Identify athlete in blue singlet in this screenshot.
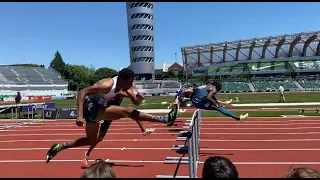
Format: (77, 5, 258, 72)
(177, 80, 248, 121)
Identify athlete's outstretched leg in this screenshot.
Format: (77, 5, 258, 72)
(198, 104, 248, 122)
(46, 122, 100, 163)
(97, 105, 179, 126)
(215, 107, 241, 120)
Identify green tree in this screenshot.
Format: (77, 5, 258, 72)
(163, 71, 175, 79)
(68, 65, 90, 90)
(94, 67, 118, 81)
(50, 51, 66, 74)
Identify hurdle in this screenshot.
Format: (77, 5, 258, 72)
(156, 109, 201, 178)
(0, 102, 45, 129)
(298, 108, 319, 114)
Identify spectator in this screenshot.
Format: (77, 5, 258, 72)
(279, 85, 285, 103)
(283, 166, 320, 178)
(202, 156, 238, 178)
(81, 160, 117, 178)
(15, 92, 22, 104)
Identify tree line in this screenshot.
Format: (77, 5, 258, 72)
(49, 51, 118, 91)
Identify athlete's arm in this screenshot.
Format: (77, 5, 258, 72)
(207, 86, 220, 106)
(177, 88, 193, 99)
(77, 79, 113, 119)
(122, 89, 143, 106)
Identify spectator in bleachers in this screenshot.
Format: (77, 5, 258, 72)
(81, 160, 117, 178)
(202, 156, 238, 178)
(283, 166, 320, 178)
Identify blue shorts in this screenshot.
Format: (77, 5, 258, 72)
(195, 103, 219, 111)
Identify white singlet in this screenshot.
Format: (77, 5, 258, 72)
(95, 76, 118, 105)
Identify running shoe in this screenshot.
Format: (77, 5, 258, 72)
(46, 144, 62, 163)
(239, 113, 249, 122)
(225, 99, 233, 105)
(166, 104, 179, 127)
(82, 151, 89, 166)
(143, 128, 155, 136)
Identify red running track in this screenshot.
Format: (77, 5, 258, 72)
(0, 117, 320, 178)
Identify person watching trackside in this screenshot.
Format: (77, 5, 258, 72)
(279, 85, 285, 103)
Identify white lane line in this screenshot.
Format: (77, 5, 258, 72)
(1, 138, 320, 143)
(3, 126, 320, 132)
(0, 147, 319, 151)
(2, 132, 320, 137)
(0, 159, 320, 165)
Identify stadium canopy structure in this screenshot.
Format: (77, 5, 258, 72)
(181, 31, 320, 77)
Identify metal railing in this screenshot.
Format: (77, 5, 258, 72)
(156, 109, 201, 178)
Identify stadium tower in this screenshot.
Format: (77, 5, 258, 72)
(126, 2, 155, 80)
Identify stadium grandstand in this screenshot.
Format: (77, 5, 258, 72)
(134, 78, 181, 95)
(0, 65, 68, 97)
(181, 31, 320, 92)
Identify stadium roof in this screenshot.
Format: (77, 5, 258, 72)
(181, 31, 320, 69)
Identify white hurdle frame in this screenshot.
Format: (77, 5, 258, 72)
(156, 109, 201, 178)
(0, 102, 45, 129)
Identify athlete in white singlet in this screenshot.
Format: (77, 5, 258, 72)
(46, 68, 179, 164)
(81, 81, 155, 166)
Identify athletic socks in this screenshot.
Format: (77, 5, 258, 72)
(151, 115, 168, 123)
(59, 142, 73, 151)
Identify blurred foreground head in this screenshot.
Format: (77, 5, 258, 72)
(283, 166, 320, 178)
(81, 161, 117, 178)
(202, 156, 238, 178)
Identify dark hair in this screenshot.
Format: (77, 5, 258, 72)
(211, 80, 222, 91)
(118, 68, 135, 79)
(202, 156, 238, 178)
(81, 161, 117, 178)
(193, 84, 198, 87)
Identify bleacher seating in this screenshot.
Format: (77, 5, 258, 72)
(135, 83, 160, 89)
(161, 81, 180, 89)
(298, 79, 320, 90)
(0, 66, 68, 95)
(252, 79, 299, 91)
(221, 82, 251, 92)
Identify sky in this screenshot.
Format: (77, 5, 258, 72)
(0, 2, 320, 71)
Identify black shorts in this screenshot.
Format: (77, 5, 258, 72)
(83, 96, 101, 124)
(83, 95, 124, 132)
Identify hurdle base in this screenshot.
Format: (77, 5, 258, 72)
(176, 137, 187, 141)
(172, 145, 188, 150)
(164, 160, 189, 164)
(156, 175, 189, 178)
(179, 131, 188, 135)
